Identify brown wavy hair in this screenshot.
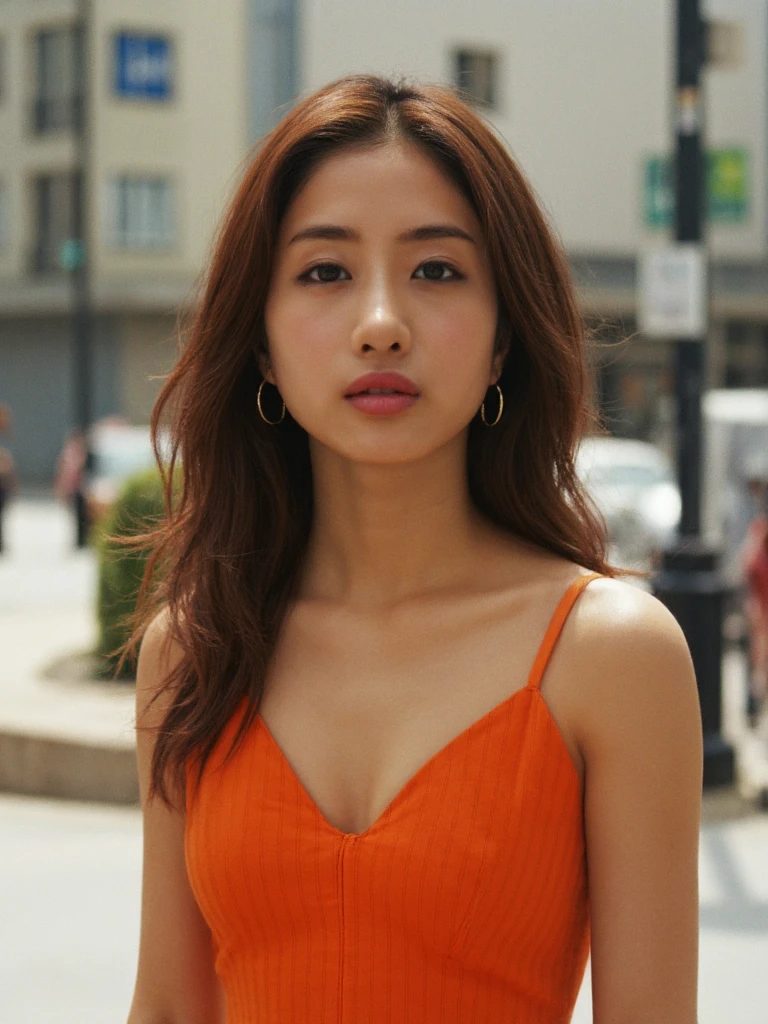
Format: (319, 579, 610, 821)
(124, 73, 618, 808)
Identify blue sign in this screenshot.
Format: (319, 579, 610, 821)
(114, 34, 173, 100)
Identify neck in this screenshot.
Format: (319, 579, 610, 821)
(299, 436, 489, 608)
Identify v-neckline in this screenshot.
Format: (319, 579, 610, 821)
(255, 682, 541, 840)
(251, 570, 599, 839)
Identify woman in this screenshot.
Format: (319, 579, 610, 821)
(53, 428, 89, 546)
(126, 75, 702, 1023)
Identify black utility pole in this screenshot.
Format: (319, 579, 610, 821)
(674, 0, 705, 536)
(652, 0, 735, 787)
(71, 0, 93, 548)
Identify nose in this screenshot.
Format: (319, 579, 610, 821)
(351, 280, 412, 355)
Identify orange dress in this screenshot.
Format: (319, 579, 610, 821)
(185, 571, 601, 1022)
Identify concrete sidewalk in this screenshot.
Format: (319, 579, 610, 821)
(0, 603, 138, 803)
(0, 495, 139, 802)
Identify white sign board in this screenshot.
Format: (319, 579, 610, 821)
(637, 244, 708, 339)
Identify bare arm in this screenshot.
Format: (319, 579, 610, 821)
(571, 579, 702, 1024)
(127, 609, 227, 1024)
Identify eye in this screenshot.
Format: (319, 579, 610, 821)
(413, 261, 463, 282)
(298, 263, 350, 284)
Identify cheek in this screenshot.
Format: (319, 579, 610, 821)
(424, 304, 497, 388)
(265, 293, 340, 389)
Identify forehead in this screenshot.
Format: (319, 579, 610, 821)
(279, 142, 481, 238)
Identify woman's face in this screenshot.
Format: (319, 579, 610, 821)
(263, 141, 502, 465)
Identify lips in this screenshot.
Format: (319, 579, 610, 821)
(344, 371, 420, 417)
(344, 372, 420, 397)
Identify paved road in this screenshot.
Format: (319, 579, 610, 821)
(0, 794, 142, 1024)
(1, 495, 767, 1022)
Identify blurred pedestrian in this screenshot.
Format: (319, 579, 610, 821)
(54, 428, 89, 546)
(0, 402, 18, 554)
(124, 75, 701, 1024)
(741, 458, 768, 727)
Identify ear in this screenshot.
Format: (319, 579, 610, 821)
(490, 343, 508, 386)
(256, 334, 275, 383)
(490, 311, 510, 385)
(258, 355, 274, 383)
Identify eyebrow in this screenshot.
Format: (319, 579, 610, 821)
(286, 223, 477, 246)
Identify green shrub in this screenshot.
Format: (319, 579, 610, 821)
(95, 467, 171, 679)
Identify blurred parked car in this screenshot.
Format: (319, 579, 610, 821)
(85, 419, 171, 526)
(575, 436, 681, 570)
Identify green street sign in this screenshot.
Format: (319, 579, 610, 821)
(645, 157, 674, 227)
(59, 238, 84, 271)
(643, 148, 749, 227)
(709, 148, 748, 220)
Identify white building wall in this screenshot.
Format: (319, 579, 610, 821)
(0, 0, 250, 306)
(92, 0, 249, 304)
(300, 0, 766, 261)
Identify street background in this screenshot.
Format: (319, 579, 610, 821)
(2, 0, 768, 1019)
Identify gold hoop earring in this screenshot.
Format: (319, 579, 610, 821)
(257, 379, 285, 425)
(480, 383, 503, 427)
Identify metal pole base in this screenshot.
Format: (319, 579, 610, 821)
(653, 538, 736, 789)
(703, 733, 736, 788)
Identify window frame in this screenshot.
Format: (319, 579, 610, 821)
(105, 174, 177, 251)
(451, 47, 501, 111)
(30, 170, 82, 273)
(31, 23, 84, 134)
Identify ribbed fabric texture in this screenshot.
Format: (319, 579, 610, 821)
(185, 572, 600, 1023)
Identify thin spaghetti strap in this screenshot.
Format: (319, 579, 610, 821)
(525, 572, 604, 692)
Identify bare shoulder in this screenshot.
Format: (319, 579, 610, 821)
(138, 604, 184, 679)
(136, 605, 186, 729)
(576, 573, 691, 651)
(565, 575, 701, 749)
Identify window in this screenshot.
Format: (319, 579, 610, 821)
(452, 48, 499, 109)
(31, 172, 81, 272)
(32, 25, 83, 133)
(107, 176, 175, 249)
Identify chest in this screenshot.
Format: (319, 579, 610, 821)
(255, 594, 584, 836)
(186, 682, 590, 982)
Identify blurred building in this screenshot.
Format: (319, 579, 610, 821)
(0, 0, 249, 481)
(248, 0, 298, 141)
(2, 0, 762, 481)
(298, 0, 767, 455)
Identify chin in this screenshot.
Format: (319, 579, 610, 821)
(309, 432, 442, 466)
(304, 411, 469, 465)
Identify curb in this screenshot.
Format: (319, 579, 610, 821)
(0, 638, 139, 805)
(0, 729, 139, 805)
